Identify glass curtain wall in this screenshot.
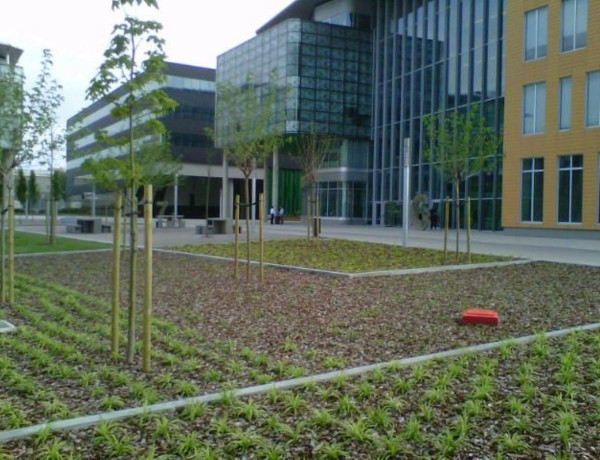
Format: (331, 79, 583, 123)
(218, 18, 372, 221)
(372, 0, 505, 230)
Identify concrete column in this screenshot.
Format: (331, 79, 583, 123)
(272, 146, 279, 211)
(228, 181, 234, 219)
(221, 155, 230, 218)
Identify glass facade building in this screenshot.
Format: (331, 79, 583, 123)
(219, 0, 510, 229)
(372, 0, 505, 229)
(217, 17, 373, 221)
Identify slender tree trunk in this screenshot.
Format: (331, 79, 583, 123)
(0, 173, 7, 302)
(316, 193, 321, 248)
(111, 192, 122, 356)
(142, 184, 153, 373)
(234, 195, 240, 278)
(455, 181, 460, 262)
(8, 188, 14, 305)
(127, 188, 138, 364)
(259, 193, 264, 286)
(122, 202, 127, 260)
(467, 196, 472, 263)
(205, 167, 211, 220)
(49, 166, 56, 245)
(50, 200, 57, 245)
(443, 197, 449, 264)
(244, 175, 251, 282)
(306, 194, 310, 243)
(127, 102, 137, 364)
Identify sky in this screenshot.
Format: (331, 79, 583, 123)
(2, 0, 295, 166)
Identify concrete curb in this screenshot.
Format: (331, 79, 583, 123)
(0, 320, 16, 334)
(155, 248, 530, 279)
(348, 259, 533, 278)
(15, 249, 112, 258)
(2, 321, 600, 444)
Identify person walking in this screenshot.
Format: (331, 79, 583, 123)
(278, 206, 285, 225)
(430, 205, 438, 230)
(269, 206, 275, 225)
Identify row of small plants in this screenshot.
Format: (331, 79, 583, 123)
(3, 330, 599, 459)
(174, 239, 507, 273)
(0, 274, 349, 429)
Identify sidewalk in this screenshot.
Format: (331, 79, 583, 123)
(16, 218, 600, 267)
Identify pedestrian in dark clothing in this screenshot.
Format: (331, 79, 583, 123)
(430, 205, 438, 230)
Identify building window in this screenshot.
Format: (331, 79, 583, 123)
(586, 71, 600, 127)
(558, 154, 583, 223)
(524, 7, 548, 61)
(559, 77, 572, 130)
(523, 82, 546, 134)
(521, 158, 544, 222)
(561, 0, 587, 52)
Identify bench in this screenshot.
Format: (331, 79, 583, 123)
(101, 224, 112, 233)
(66, 224, 82, 233)
(156, 215, 185, 228)
(196, 224, 213, 237)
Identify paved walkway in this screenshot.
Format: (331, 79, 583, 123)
(16, 217, 600, 267)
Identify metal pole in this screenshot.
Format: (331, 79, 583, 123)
(403, 138, 411, 247)
(173, 175, 179, 219)
(259, 193, 264, 285)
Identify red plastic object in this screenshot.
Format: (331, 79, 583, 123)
(462, 309, 499, 326)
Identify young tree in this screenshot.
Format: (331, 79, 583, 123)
(85, 0, 178, 366)
(424, 105, 502, 258)
(27, 170, 40, 213)
(50, 170, 66, 201)
(15, 168, 27, 215)
(216, 72, 282, 281)
(0, 51, 51, 302)
(292, 123, 337, 241)
(32, 49, 64, 244)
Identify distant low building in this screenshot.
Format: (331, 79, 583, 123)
(66, 63, 233, 219)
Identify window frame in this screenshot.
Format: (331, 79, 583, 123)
(521, 157, 545, 223)
(559, 76, 572, 130)
(522, 82, 546, 135)
(586, 71, 600, 127)
(561, 0, 587, 53)
(524, 6, 548, 61)
(557, 154, 584, 224)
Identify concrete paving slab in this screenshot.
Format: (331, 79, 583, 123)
(16, 218, 600, 267)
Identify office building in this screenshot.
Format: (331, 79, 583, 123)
(218, 0, 506, 229)
(0, 43, 24, 152)
(67, 63, 226, 218)
(503, 0, 600, 236)
(217, 0, 373, 221)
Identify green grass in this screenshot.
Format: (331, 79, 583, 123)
(15, 232, 109, 254)
(174, 239, 509, 273)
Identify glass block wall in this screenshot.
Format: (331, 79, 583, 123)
(217, 18, 373, 221)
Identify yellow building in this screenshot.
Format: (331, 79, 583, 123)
(504, 0, 600, 235)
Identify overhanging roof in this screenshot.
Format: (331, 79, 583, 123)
(0, 43, 23, 65)
(257, 0, 330, 34)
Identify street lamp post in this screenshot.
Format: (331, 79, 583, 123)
(403, 138, 411, 247)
